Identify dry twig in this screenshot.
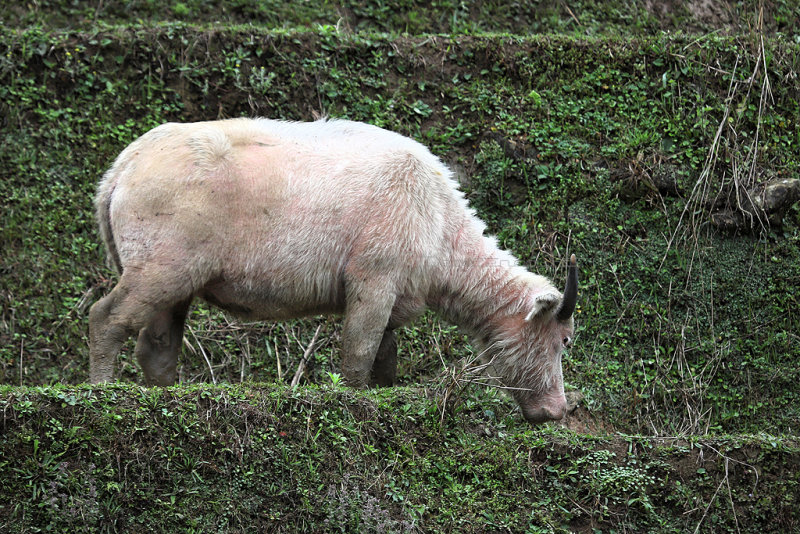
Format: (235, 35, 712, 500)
(291, 324, 323, 387)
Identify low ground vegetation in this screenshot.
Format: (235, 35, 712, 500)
(1, 1, 798, 531)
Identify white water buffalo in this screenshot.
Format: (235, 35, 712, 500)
(89, 118, 578, 423)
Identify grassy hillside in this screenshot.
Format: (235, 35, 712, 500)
(2, 383, 798, 532)
(1, 1, 799, 531)
(5, 0, 800, 36)
(3, 23, 798, 434)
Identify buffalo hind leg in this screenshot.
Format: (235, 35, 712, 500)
(135, 299, 191, 386)
(89, 288, 134, 383)
(370, 329, 397, 387)
(89, 269, 195, 383)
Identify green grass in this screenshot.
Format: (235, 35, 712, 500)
(4, 0, 800, 37)
(2, 383, 798, 532)
(1, 1, 800, 531)
(2, 25, 798, 434)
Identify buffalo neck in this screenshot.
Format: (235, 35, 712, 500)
(428, 218, 530, 340)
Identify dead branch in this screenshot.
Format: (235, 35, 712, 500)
(290, 324, 323, 387)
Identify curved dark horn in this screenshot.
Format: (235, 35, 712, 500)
(556, 254, 578, 321)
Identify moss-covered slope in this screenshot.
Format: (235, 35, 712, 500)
(5, 0, 800, 37)
(2, 384, 798, 532)
(1, 2, 799, 531)
(2, 25, 798, 434)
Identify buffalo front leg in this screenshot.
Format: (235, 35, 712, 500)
(370, 329, 397, 387)
(341, 284, 396, 388)
(134, 299, 191, 386)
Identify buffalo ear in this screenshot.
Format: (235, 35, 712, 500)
(524, 291, 561, 322)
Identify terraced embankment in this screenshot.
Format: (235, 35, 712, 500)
(1, 2, 798, 531)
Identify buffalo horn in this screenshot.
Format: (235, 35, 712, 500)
(556, 254, 578, 321)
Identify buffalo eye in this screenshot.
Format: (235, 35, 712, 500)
(562, 336, 572, 347)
